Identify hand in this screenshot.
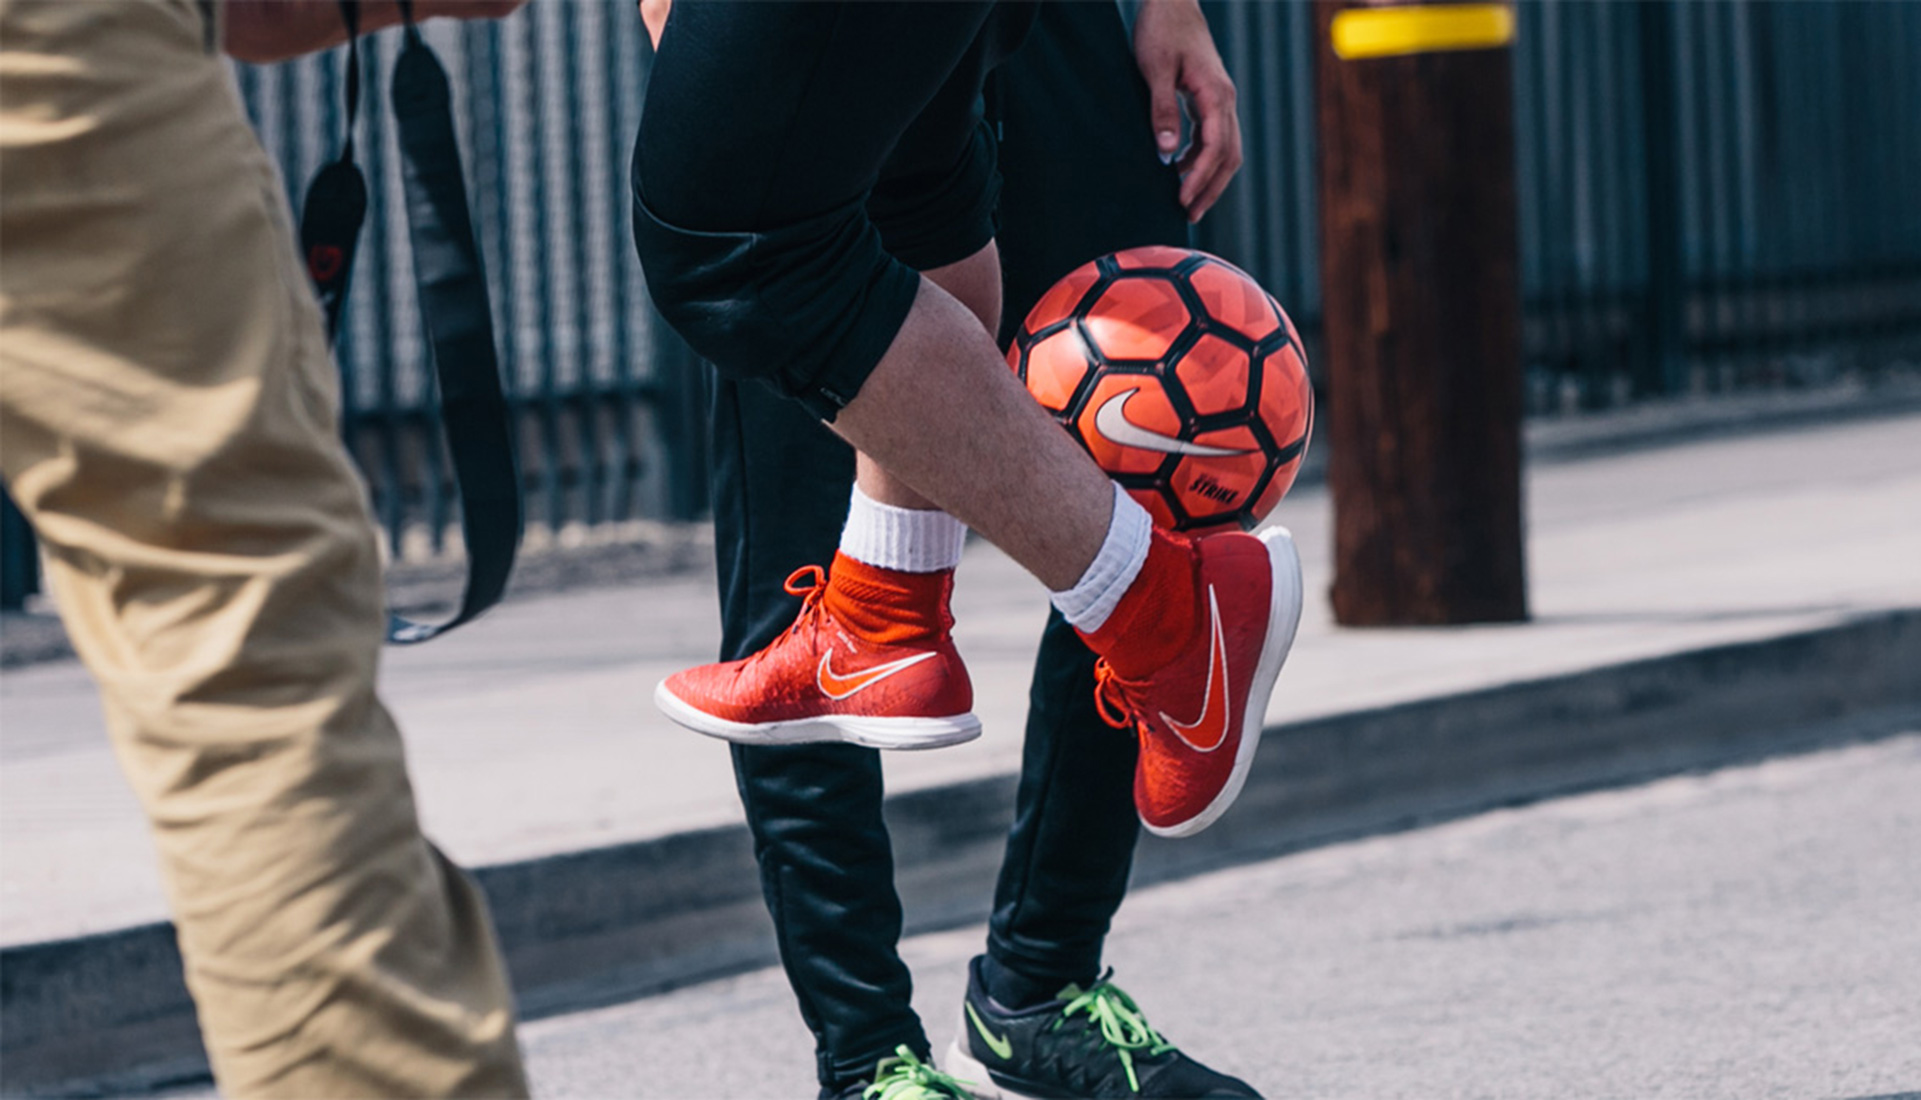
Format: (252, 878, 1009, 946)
(640, 0, 671, 48)
(224, 1, 529, 64)
(1131, 0, 1242, 223)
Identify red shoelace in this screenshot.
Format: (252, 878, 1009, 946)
(733, 565, 826, 670)
(1092, 659, 1137, 732)
(782, 564, 828, 625)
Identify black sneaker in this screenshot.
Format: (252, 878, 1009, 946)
(824, 1044, 980, 1100)
(942, 957, 1261, 1098)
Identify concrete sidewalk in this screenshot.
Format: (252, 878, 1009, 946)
(7, 412, 1919, 943)
(2, 412, 1919, 1094)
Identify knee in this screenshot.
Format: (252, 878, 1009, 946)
(630, 188, 921, 420)
(628, 185, 774, 377)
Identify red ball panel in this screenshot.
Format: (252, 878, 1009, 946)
(1074, 374, 1182, 477)
(1278, 304, 1305, 349)
(1171, 333, 1255, 417)
(1245, 469, 1292, 530)
(1133, 488, 1180, 531)
(1112, 245, 1197, 271)
(1246, 343, 1314, 523)
(1169, 425, 1267, 524)
(1082, 276, 1191, 362)
(1187, 259, 1282, 342)
(1025, 260, 1103, 330)
(1257, 342, 1314, 453)
(1020, 328, 1095, 414)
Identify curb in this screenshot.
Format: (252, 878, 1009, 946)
(4, 610, 1919, 1096)
(1518, 376, 1921, 465)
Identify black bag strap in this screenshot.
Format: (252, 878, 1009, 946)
(299, 0, 366, 334)
(299, 0, 523, 644)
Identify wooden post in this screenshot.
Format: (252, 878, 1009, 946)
(1314, 1, 1528, 625)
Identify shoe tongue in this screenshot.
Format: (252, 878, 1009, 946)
(1055, 966, 1114, 1002)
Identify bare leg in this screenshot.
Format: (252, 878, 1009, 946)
(834, 267, 1113, 591)
(855, 242, 1005, 514)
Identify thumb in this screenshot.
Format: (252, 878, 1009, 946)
(1142, 58, 1183, 162)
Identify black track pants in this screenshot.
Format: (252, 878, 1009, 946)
(703, 2, 1189, 1089)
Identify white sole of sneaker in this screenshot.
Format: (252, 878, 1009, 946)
(652, 680, 983, 750)
(1144, 524, 1305, 839)
(941, 1039, 1036, 1100)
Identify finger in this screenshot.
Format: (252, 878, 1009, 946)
(1177, 89, 1236, 218)
(1195, 96, 1244, 219)
(1190, 113, 1244, 222)
(1193, 81, 1243, 212)
(1176, 134, 1222, 215)
(1141, 57, 1185, 162)
(1187, 140, 1242, 222)
(639, 0, 670, 46)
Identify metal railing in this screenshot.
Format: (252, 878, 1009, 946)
(5, 0, 1919, 607)
(229, 3, 706, 564)
(1201, 0, 1921, 411)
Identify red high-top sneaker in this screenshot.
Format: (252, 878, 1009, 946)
(654, 555, 979, 750)
(1084, 527, 1304, 837)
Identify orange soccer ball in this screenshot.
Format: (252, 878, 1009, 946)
(1008, 246, 1314, 532)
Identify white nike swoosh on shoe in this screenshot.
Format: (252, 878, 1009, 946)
(816, 650, 938, 700)
(1162, 586, 1231, 753)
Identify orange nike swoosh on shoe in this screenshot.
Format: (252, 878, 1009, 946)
(1162, 587, 1230, 752)
(816, 650, 939, 700)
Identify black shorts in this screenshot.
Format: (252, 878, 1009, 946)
(633, 2, 1035, 420)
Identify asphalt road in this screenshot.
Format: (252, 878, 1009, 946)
(496, 733, 1921, 1100)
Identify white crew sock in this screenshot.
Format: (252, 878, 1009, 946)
(838, 487, 967, 573)
(1049, 483, 1152, 632)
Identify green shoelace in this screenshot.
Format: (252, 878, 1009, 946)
(1053, 975, 1180, 1094)
(863, 1045, 975, 1100)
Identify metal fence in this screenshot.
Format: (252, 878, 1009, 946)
(1202, 0, 1921, 411)
(227, 4, 710, 563)
(5, 0, 1920, 607)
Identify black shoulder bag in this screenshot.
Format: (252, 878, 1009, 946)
(298, 0, 522, 644)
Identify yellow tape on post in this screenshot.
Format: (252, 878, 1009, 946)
(1330, 4, 1516, 60)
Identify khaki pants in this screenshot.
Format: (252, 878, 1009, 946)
(0, 2, 529, 1095)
